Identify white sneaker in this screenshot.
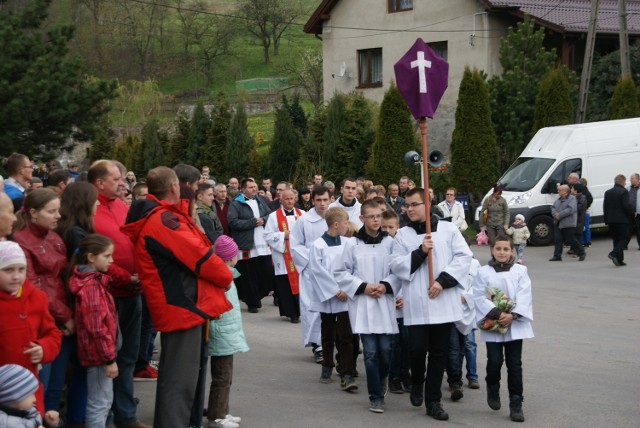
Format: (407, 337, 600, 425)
(212, 419, 239, 428)
(225, 414, 242, 424)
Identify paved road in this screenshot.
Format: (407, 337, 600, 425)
(132, 235, 640, 427)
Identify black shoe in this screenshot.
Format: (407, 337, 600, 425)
(619, 261, 627, 266)
(509, 395, 525, 422)
(426, 401, 449, 421)
(410, 384, 424, 407)
(389, 377, 403, 394)
(450, 384, 463, 401)
(608, 253, 621, 266)
(583, 242, 592, 248)
(487, 384, 501, 410)
(248, 306, 259, 313)
(290, 316, 300, 323)
(578, 254, 586, 261)
(567, 249, 576, 255)
(273, 296, 279, 306)
(549, 257, 562, 262)
(401, 376, 412, 393)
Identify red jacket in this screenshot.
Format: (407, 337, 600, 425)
(0, 279, 62, 416)
(94, 193, 139, 297)
(12, 222, 72, 324)
(121, 196, 233, 333)
(68, 266, 118, 367)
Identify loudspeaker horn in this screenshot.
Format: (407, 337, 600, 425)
(404, 150, 421, 166)
(428, 150, 444, 167)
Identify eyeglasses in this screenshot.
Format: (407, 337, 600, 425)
(406, 202, 425, 208)
(363, 214, 382, 220)
(446, 193, 455, 196)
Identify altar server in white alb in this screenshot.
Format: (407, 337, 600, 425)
(289, 186, 331, 363)
(473, 236, 533, 423)
(335, 200, 400, 414)
(308, 207, 357, 392)
(264, 189, 303, 324)
(328, 178, 363, 229)
(390, 188, 473, 421)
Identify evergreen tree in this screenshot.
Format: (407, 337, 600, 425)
(285, 93, 308, 138)
(489, 15, 557, 171)
(130, 133, 145, 176)
(293, 107, 326, 186)
(608, 76, 640, 120)
(185, 102, 210, 166)
(0, 0, 117, 157)
(141, 119, 165, 172)
(338, 94, 376, 179)
(113, 134, 142, 173)
(89, 116, 115, 162)
(268, 105, 301, 182)
(167, 111, 190, 166)
(225, 101, 253, 178)
(322, 93, 348, 181)
(532, 67, 574, 134)
(588, 45, 640, 121)
(204, 93, 231, 179)
(450, 68, 499, 195)
(366, 82, 419, 185)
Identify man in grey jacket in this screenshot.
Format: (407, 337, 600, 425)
(549, 185, 586, 261)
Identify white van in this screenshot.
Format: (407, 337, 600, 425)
(474, 118, 640, 246)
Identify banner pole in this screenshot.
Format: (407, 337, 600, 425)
(419, 118, 434, 288)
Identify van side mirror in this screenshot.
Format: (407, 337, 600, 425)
(543, 179, 558, 194)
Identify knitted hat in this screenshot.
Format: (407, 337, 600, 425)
(214, 235, 239, 261)
(0, 241, 27, 270)
(0, 364, 39, 406)
(515, 214, 525, 222)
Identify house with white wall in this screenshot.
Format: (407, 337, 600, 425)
(304, 0, 640, 153)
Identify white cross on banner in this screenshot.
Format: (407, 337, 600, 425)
(410, 51, 431, 93)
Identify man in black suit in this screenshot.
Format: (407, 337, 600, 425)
(603, 174, 633, 266)
(386, 183, 405, 214)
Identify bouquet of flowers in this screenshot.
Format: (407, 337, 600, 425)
(477, 286, 516, 334)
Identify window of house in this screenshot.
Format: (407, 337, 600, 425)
(358, 48, 383, 88)
(388, 0, 413, 13)
(428, 41, 448, 61)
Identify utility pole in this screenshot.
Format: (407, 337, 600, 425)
(576, 0, 601, 123)
(619, 0, 631, 78)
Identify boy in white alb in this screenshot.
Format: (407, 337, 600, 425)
(308, 207, 357, 392)
(390, 188, 473, 421)
(335, 201, 400, 413)
(290, 186, 331, 362)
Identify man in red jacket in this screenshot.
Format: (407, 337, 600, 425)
(122, 166, 232, 428)
(88, 160, 149, 428)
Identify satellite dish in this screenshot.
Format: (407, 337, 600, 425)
(338, 62, 346, 77)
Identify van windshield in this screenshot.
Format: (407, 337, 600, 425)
(498, 157, 555, 192)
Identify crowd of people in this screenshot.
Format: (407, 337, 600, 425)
(0, 150, 638, 427)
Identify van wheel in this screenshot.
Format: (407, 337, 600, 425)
(528, 216, 554, 246)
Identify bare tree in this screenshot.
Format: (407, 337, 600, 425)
(279, 49, 324, 111)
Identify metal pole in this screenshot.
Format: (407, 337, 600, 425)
(419, 118, 434, 288)
(576, 0, 600, 123)
(619, 0, 631, 79)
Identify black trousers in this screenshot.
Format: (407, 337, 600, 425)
(235, 255, 274, 308)
(627, 214, 640, 249)
(408, 323, 451, 403)
(553, 226, 584, 258)
(486, 340, 523, 398)
(320, 311, 354, 376)
(609, 223, 630, 262)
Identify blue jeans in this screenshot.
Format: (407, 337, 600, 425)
(40, 335, 87, 424)
(360, 334, 392, 402)
(86, 366, 113, 428)
(135, 296, 157, 372)
(464, 329, 478, 382)
(113, 296, 142, 425)
(514, 244, 525, 261)
(446, 325, 465, 387)
(389, 318, 410, 381)
(581, 212, 591, 244)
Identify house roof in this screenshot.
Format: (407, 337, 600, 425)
(480, 0, 640, 35)
(304, 0, 640, 35)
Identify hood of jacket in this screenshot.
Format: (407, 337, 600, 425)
(121, 195, 190, 245)
(68, 265, 111, 296)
